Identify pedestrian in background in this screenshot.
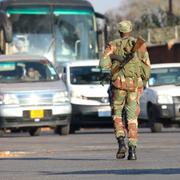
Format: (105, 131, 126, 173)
(99, 20, 151, 160)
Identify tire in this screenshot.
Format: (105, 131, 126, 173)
(70, 125, 80, 134)
(70, 115, 81, 134)
(148, 105, 163, 133)
(0, 129, 4, 137)
(55, 124, 70, 135)
(11, 128, 21, 133)
(151, 122, 163, 133)
(70, 126, 76, 134)
(29, 128, 41, 136)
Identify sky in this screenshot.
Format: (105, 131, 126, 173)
(87, 0, 122, 14)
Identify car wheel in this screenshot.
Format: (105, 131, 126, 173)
(0, 129, 4, 137)
(148, 105, 163, 133)
(29, 128, 41, 136)
(151, 122, 163, 133)
(11, 128, 21, 133)
(70, 126, 76, 134)
(55, 124, 70, 135)
(70, 115, 81, 134)
(70, 125, 80, 134)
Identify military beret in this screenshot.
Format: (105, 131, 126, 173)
(118, 20, 132, 33)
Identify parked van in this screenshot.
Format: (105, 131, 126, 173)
(57, 60, 112, 132)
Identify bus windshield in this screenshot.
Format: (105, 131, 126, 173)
(6, 9, 98, 63)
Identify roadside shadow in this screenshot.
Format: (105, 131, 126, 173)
(2, 157, 180, 176)
(137, 128, 180, 134)
(76, 127, 180, 135)
(0, 157, 114, 161)
(1, 168, 180, 176)
(40, 168, 180, 175)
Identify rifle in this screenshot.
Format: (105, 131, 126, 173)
(110, 36, 145, 74)
(100, 69, 111, 86)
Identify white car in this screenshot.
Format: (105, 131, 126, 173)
(139, 63, 180, 132)
(57, 60, 111, 132)
(0, 55, 72, 136)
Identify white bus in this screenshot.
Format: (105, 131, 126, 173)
(1, 0, 106, 64)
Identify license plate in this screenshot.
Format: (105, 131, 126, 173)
(98, 109, 111, 117)
(30, 110, 44, 119)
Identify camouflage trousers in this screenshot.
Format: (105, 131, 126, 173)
(111, 87, 142, 147)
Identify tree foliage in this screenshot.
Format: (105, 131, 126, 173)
(133, 8, 180, 40)
(105, 0, 180, 42)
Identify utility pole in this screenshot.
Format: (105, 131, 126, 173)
(168, 0, 174, 26)
(169, 0, 173, 14)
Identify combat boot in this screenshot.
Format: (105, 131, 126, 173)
(127, 146, 137, 160)
(116, 136, 127, 159)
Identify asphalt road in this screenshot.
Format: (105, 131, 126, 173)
(0, 127, 180, 180)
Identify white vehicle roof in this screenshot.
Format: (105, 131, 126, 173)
(151, 63, 180, 69)
(0, 54, 48, 62)
(63, 59, 100, 67)
(63, 61, 180, 68)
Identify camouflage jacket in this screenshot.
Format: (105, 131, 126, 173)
(99, 36, 151, 91)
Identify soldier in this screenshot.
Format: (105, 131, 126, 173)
(99, 20, 151, 160)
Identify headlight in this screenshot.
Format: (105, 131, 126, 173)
(158, 95, 173, 104)
(53, 91, 69, 103)
(2, 94, 19, 105)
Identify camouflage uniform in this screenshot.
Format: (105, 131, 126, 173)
(99, 20, 151, 148)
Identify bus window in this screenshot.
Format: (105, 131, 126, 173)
(3, 0, 99, 63)
(54, 13, 98, 62)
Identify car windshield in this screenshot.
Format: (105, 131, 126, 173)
(0, 59, 59, 83)
(149, 67, 180, 87)
(70, 66, 109, 85)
